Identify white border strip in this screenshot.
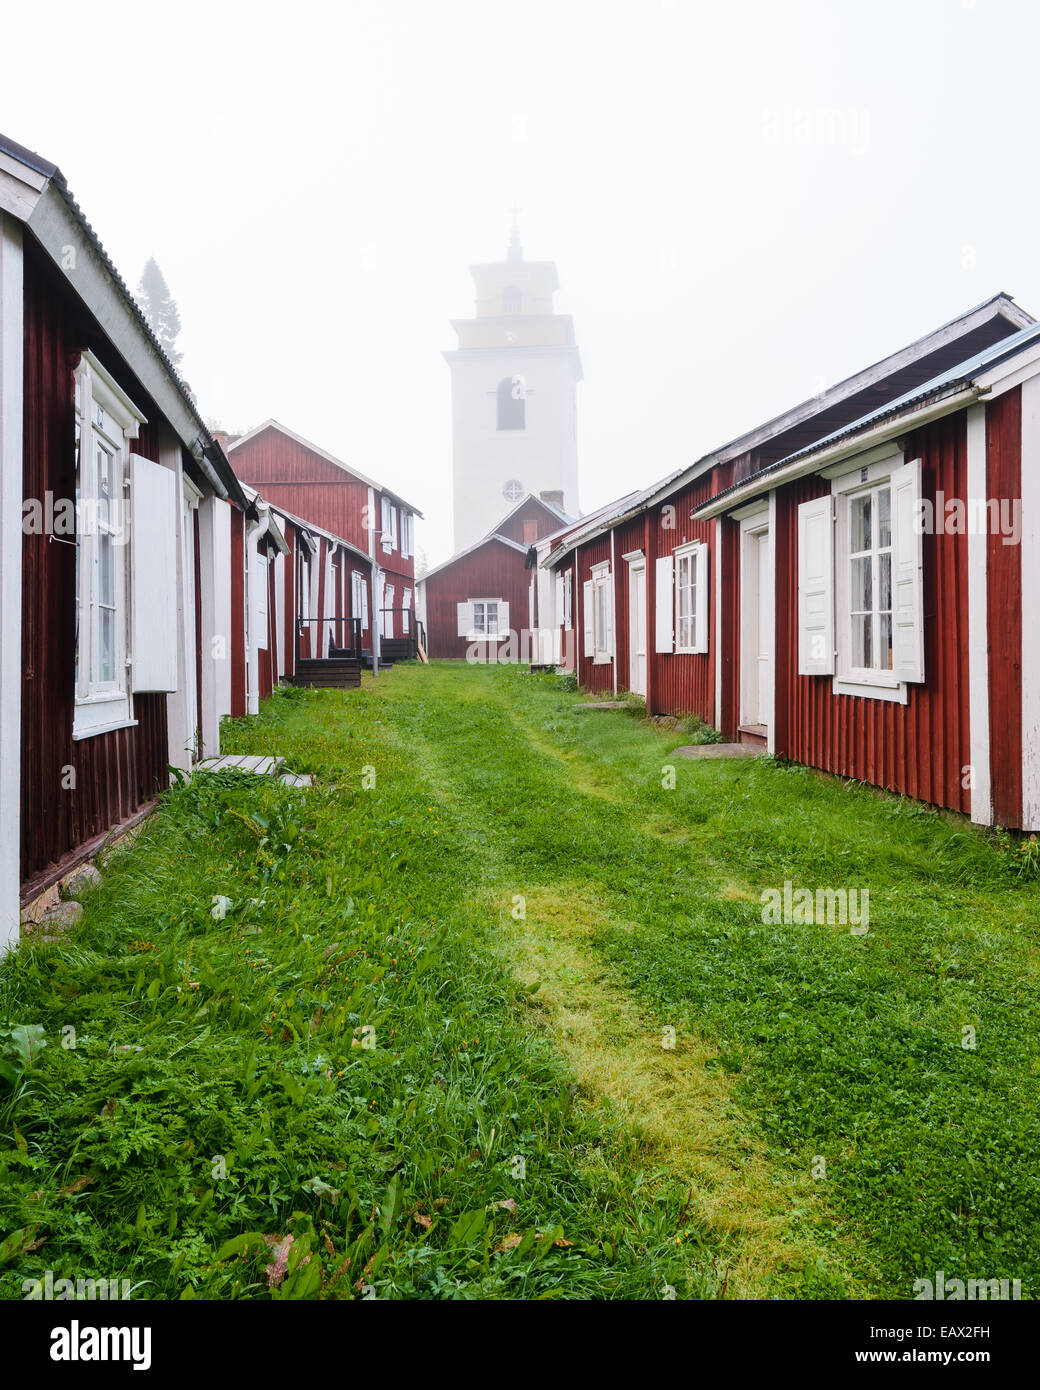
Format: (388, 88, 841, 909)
(0, 214, 23, 949)
(966, 404, 992, 826)
(1021, 378, 1040, 829)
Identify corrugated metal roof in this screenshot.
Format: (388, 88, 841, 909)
(0, 131, 249, 511)
(697, 318, 1040, 514)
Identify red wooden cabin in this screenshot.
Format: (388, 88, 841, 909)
(542, 294, 1040, 830)
(418, 493, 570, 659)
(226, 420, 422, 662)
(0, 133, 250, 944)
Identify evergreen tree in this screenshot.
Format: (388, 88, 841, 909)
(136, 258, 184, 370)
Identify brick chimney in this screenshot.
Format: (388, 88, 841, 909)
(210, 430, 237, 459)
(540, 489, 564, 510)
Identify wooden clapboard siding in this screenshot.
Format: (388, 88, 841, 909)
(985, 387, 1023, 826)
(423, 536, 529, 659)
(775, 412, 972, 816)
(645, 474, 716, 720)
(19, 235, 169, 888)
(575, 534, 612, 693)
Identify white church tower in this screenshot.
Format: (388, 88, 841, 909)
(444, 217, 582, 550)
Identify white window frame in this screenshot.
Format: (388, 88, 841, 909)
(562, 570, 573, 631)
(73, 353, 145, 739)
(472, 599, 500, 638)
(380, 496, 398, 553)
(673, 540, 707, 655)
(832, 455, 908, 703)
(400, 511, 413, 559)
(590, 561, 612, 665)
(402, 586, 411, 635)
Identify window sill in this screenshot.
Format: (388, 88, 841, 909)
(592, 654, 612, 665)
(73, 716, 139, 741)
(832, 676, 907, 705)
(74, 692, 133, 740)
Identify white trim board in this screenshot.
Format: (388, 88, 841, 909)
(0, 214, 24, 951)
(966, 405, 992, 826)
(1021, 376, 1040, 829)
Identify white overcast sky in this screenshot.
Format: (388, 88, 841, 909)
(5, 0, 1040, 563)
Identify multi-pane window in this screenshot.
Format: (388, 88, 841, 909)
(848, 483, 893, 673)
(473, 601, 499, 636)
(73, 353, 142, 736)
(562, 571, 573, 630)
(675, 549, 698, 652)
(381, 496, 398, 551)
(95, 442, 118, 683)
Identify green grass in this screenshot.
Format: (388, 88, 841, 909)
(0, 685, 711, 1301)
(2, 662, 1037, 1299)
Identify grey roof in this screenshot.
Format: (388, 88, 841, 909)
(697, 317, 1040, 514)
(0, 131, 249, 511)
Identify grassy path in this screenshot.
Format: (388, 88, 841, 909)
(358, 662, 1040, 1298)
(2, 661, 1037, 1299)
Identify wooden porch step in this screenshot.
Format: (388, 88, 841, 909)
(197, 754, 286, 776)
(291, 658, 361, 690)
(738, 724, 768, 751)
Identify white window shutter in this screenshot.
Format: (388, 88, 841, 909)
(602, 579, 613, 656)
(498, 599, 510, 635)
(582, 581, 594, 656)
(655, 556, 674, 653)
(693, 543, 709, 653)
(555, 573, 563, 626)
(457, 601, 471, 637)
(130, 454, 179, 692)
(891, 458, 925, 683)
(798, 495, 835, 675)
(255, 552, 269, 650)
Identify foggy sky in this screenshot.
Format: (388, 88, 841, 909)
(5, 0, 1039, 564)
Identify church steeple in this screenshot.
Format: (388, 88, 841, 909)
(444, 227, 582, 550)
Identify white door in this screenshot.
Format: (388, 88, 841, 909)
(756, 532, 772, 721)
(628, 561, 647, 697)
(740, 520, 773, 733)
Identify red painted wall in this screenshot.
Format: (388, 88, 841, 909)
(985, 388, 1023, 826)
(574, 534, 613, 693)
(646, 476, 716, 720)
(20, 235, 170, 888)
(231, 426, 415, 597)
(423, 537, 531, 659)
(775, 412, 972, 816)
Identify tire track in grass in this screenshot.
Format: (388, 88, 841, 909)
(369, 668, 871, 1297)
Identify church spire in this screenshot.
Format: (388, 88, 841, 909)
(507, 201, 523, 263)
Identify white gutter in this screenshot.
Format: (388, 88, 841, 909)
(694, 386, 980, 521)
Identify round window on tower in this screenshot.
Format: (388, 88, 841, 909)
(503, 479, 524, 502)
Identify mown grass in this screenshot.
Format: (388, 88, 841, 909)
(0, 685, 716, 1301)
(3, 661, 1037, 1300)
(358, 661, 1040, 1298)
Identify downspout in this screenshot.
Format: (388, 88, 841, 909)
(368, 486, 379, 678)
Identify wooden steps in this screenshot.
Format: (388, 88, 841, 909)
(291, 657, 361, 689)
(738, 724, 768, 751)
(380, 637, 416, 663)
